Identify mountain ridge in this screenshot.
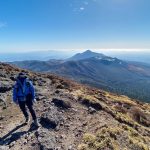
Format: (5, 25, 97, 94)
(10, 50, 150, 103)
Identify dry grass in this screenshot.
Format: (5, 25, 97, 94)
(105, 92, 137, 106)
(78, 125, 150, 150)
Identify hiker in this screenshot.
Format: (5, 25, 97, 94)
(13, 72, 39, 127)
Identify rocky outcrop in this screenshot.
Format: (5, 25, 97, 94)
(0, 82, 12, 93)
(52, 98, 72, 109)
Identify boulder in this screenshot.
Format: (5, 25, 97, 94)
(40, 106, 64, 129)
(0, 82, 12, 93)
(52, 98, 71, 109)
(80, 98, 102, 111)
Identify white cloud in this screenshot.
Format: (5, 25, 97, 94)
(0, 22, 7, 28)
(80, 7, 85, 11)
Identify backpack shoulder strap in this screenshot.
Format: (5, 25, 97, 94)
(26, 78, 32, 87)
(25, 79, 33, 94)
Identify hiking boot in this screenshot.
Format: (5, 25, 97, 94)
(33, 119, 40, 127)
(25, 117, 30, 125)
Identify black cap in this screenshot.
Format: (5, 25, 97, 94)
(17, 72, 27, 79)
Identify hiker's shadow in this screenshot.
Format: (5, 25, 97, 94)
(0, 123, 38, 145)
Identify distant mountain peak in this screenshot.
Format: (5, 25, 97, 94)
(84, 49, 93, 53)
(68, 50, 105, 61)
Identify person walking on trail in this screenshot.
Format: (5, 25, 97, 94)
(13, 72, 39, 127)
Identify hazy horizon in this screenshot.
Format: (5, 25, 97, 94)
(0, 49, 150, 54)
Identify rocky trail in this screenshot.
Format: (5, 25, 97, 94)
(0, 63, 150, 150)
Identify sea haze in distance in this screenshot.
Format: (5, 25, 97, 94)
(0, 50, 77, 62)
(105, 51, 150, 64)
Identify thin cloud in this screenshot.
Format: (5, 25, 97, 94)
(71, 0, 88, 14)
(73, 6, 85, 14)
(84, 1, 89, 5)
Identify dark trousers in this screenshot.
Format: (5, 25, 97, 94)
(18, 98, 37, 120)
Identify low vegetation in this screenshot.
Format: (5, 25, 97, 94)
(78, 125, 149, 150)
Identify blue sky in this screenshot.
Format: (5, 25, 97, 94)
(0, 0, 150, 52)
